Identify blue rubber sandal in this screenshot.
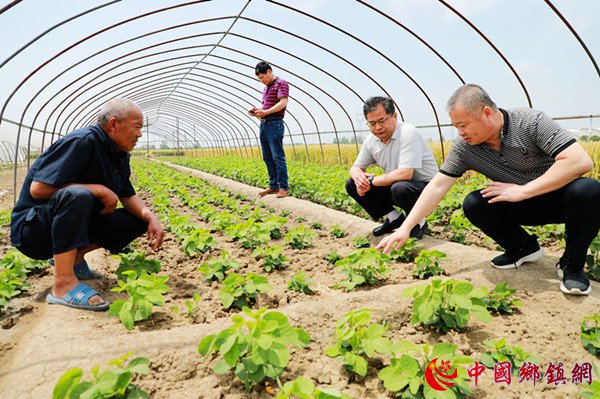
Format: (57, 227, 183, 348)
(48, 259, 103, 280)
(73, 261, 104, 280)
(46, 283, 109, 311)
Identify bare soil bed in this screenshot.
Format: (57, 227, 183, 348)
(0, 164, 598, 399)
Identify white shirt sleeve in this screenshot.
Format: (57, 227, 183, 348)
(353, 136, 376, 169)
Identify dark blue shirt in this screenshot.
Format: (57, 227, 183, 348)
(11, 125, 136, 247)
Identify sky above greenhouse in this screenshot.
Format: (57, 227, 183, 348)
(0, 0, 598, 151)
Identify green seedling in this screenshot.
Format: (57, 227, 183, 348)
(378, 341, 473, 399)
(182, 228, 217, 256)
(121, 239, 140, 253)
(262, 215, 288, 239)
(109, 270, 169, 331)
(352, 236, 370, 248)
(252, 245, 287, 272)
(0, 268, 28, 310)
(324, 251, 343, 265)
(227, 219, 271, 249)
(586, 235, 600, 281)
(330, 225, 347, 238)
(209, 211, 238, 232)
(275, 376, 353, 399)
(581, 314, 600, 357)
(333, 248, 391, 291)
(448, 210, 472, 244)
(199, 307, 310, 391)
(480, 338, 542, 376)
(389, 238, 422, 262)
(403, 279, 492, 333)
(247, 208, 270, 222)
(167, 213, 193, 239)
(197, 250, 240, 282)
(579, 377, 600, 398)
(176, 293, 202, 319)
(219, 273, 272, 310)
(325, 308, 392, 377)
(115, 252, 161, 280)
(480, 282, 522, 314)
(412, 249, 447, 279)
(1, 249, 47, 310)
(52, 352, 150, 399)
(288, 270, 314, 295)
(285, 225, 316, 250)
(1, 248, 47, 274)
(0, 209, 11, 227)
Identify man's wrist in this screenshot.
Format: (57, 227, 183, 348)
(141, 209, 153, 223)
(367, 175, 375, 187)
(520, 184, 533, 200)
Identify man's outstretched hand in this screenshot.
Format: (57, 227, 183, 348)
(376, 228, 409, 253)
(147, 216, 164, 251)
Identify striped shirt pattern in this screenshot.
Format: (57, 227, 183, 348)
(440, 108, 576, 185)
(262, 77, 289, 118)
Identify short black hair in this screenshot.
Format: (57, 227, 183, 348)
(363, 96, 395, 118)
(255, 61, 272, 75)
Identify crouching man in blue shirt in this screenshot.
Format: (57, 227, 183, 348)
(10, 99, 164, 311)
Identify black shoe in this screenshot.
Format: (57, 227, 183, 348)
(561, 271, 591, 295)
(491, 235, 544, 269)
(372, 216, 405, 237)
(409, 221, 428, 240)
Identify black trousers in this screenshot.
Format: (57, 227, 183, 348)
(463, 177, 600, 272)
(345, 178, 428, 221)
(15, 186, 148, 260)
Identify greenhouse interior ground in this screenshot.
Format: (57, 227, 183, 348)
(1, 1, 599, 398)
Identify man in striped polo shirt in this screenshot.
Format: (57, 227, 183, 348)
(379, 84, 600, 295)
(249, 61, 290, 198)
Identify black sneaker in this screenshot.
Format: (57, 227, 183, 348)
(490, 236, 544, 269)
(409, 221, 428, 240)
(372, 215, 404, 237)
(561, 271, 591, 296)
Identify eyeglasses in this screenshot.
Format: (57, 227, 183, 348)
(366, 116, 390, 128)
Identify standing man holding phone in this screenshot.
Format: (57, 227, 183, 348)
(248, 61, 290, 198)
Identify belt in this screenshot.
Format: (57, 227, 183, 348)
(260, 116, 284, 123)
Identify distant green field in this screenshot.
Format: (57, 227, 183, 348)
(136, 141, 600, 179)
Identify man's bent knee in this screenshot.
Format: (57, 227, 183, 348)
(345, 178, 358, 196)
(564, 178, 600, 205)
(91, 209, 149, 254)
(51, 186, 94, 210)
(389, 181, 413, 201)
(463, 190, 487, 220)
